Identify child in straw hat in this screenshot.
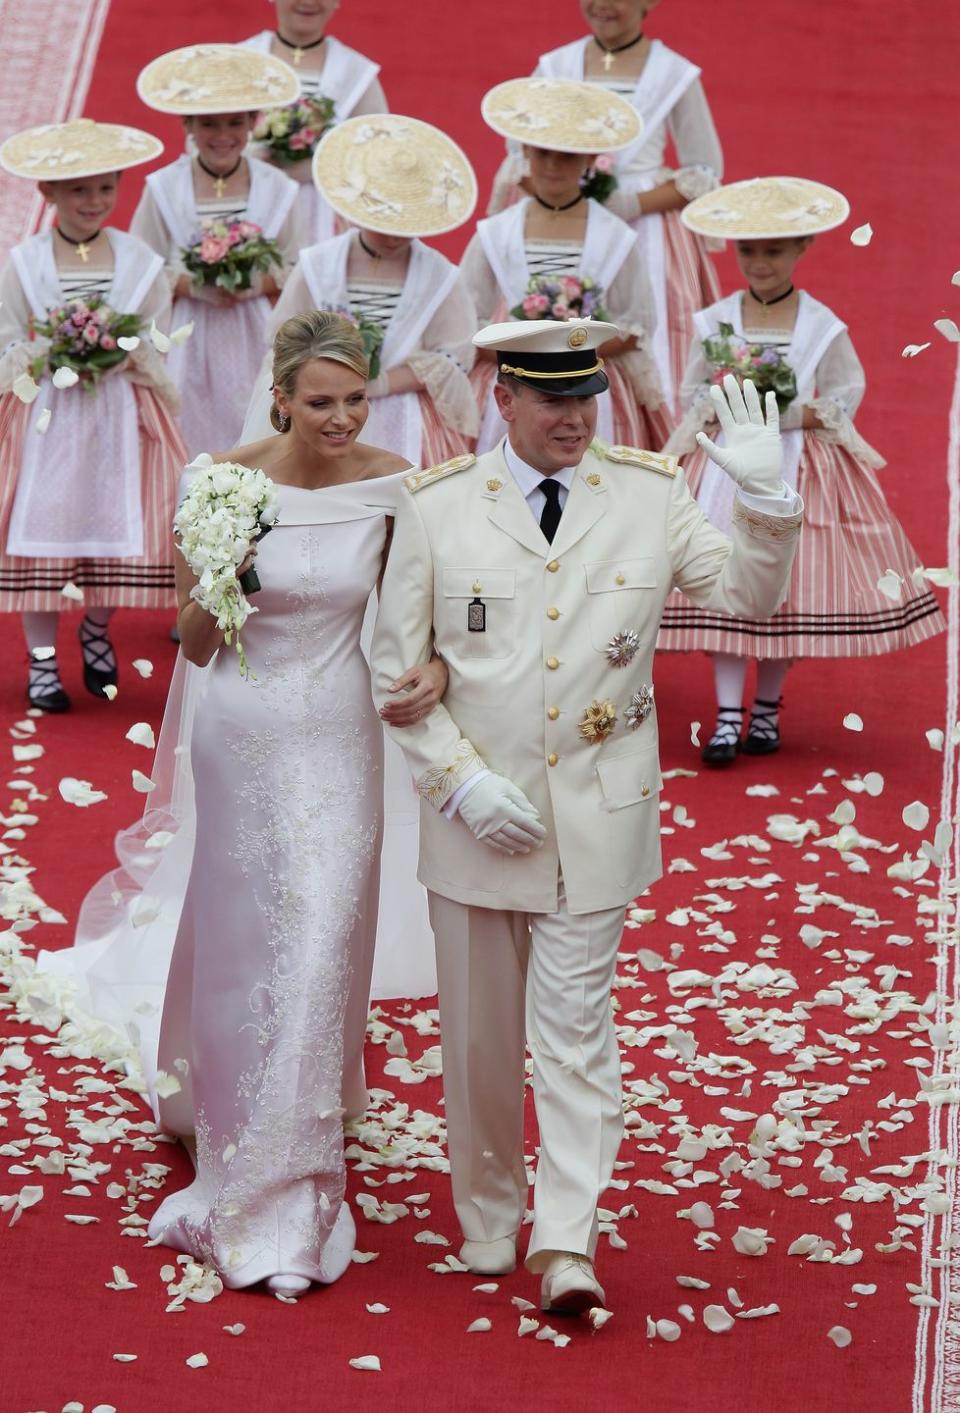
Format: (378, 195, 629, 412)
(240, 0, 388, 245)
(657, 177, 945, 763)
(0, 119, 187, 712)
(463, 78, 671, 455)
(488, 0, 723, 421)
(241, 114, 479, 465)
(131, 45, 304, 457)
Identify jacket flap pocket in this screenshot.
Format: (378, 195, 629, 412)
(442, 568, 516, 599)
(584, 558, 657, 593)
(596, 745, 662, 811)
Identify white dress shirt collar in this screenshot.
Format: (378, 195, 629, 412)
(502, 439, 576, 502)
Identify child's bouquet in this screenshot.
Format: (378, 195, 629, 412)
(31, 298, 142, 391)
(253, 95, 336, 164)
(174, 455, 280, 677)
(181, 219, 283, 293)
(580, 153, 618, 205)
(702, 322, 798, 412)
(322, 305, 386, 380)
(511, 274, 608, 323)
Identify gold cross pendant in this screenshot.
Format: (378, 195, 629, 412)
(76, 241, 90, 263)
(292, 46, 303, 65)
(601, 49, 615, 71)
(214, 175, 226, 200)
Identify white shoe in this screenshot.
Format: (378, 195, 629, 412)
(266, 1273, 310, 1296)
(459, 1237, 517, 1276)
(540, 1253, 605, 1315)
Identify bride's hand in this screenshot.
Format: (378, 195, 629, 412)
(235, 542, 258, 579)
(379, 655, 448, 727)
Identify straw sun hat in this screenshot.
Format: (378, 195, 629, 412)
(682, 177, 850, 240)
(137, 44, 299, 115)
(313, 115, 478, 238)
(480, 77, 642, 154)
(0, 119, 163, 181)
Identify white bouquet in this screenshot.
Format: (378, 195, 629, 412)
(174, 454, 280, 676)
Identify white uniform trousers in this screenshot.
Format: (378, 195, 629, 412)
(428, 882, 626, 1271)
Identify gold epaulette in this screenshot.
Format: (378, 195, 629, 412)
(605, 445, 679, 478)
(404, 454, 476, 494)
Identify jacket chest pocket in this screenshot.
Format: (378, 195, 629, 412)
(584, 557, 658, 652)
(440, 567, 516, 659)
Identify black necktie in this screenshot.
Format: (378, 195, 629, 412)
(538, 478, 563, 544)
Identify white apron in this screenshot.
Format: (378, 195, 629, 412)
(694, 290, 845, 532)
(6, 230, 163, 558)
(539, 38, 702, 409)
(475, 198, 637, 450)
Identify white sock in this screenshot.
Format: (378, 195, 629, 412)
(754, 659, 791, 708)
(22, 612, 63, 696)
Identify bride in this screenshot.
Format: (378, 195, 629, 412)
(43, 311, 446, 1295)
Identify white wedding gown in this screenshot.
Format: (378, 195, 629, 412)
(41, 471, 430, 1288)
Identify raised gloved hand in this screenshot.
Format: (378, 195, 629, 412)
(457, 774, 547, 856)
(696, 374, 785, 498)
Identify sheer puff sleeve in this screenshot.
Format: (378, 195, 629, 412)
(667, 78, 723, 201)
(664, 333, 714, 455)
(780, 329, 885, 468)
(122, 269, 181, 412)
(0, 261, 48, 394)
(459, 233, 502, 328)
(606, 242, 664, 409)
(405, 274, 479, 438)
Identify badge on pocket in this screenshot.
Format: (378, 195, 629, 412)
(468, 597, 486, 632)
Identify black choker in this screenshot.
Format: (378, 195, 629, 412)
(275, 30, 326, 65)
(533, 192, 585, 214)
(197, 155, 243, 199)
(358, 233, 383, 262)
(748, 284, 795, 307)
(594, 32, 644, 69)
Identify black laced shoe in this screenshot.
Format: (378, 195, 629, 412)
(26, 653, 71, 713)
(701, 706, 743, 765)
(78, 616, 118, 698)
(743, 697, 782, 756)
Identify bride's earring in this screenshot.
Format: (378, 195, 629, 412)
(279, 413, 291, 432)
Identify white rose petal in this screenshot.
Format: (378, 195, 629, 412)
(926, 729, 944, 751)
(52, 366, 80, 389)
(467, 1318, 492, 1332)
(36, 407, 52, 433)
(827, 1326, 852, 1347)
(103, 684, 118, 701)
(149, 320, 171, 353)
(186, 1352, 209, 1368)
(61, 581, 85, 602)
(919, 565, 958, 587)
(223, 1324, 245, 1335)
(171, 321, 195, 346)
(901, 343, 931, 358)
(588, 1307, 613, 1330)
(112, 1353, 138, 1361)
(731, 1226, 772, 1256)
(132, 769, 156, 794)
(902, 801, 930, 831)
(154, 1070, 182, 1098)
(689, 720, 701, 747)
(117, 336, 140, 351)
(843, 713, 863, 732)
(851, 1284, 876, 1296)
(126, 722, 156, 749)
(349, 1355, 381, 1371)
(656, 1319, 682, 1342)
(58, 777, 108, 808)
(703, 1305, 734, 1333)
(366, 1303, 390, 1315)
(877, 570, 903, 601)
(132, 658, 154, 678)
(934, 318, 960, 343)
(12, 371, 40, 403)
(850, 223, 873, 246)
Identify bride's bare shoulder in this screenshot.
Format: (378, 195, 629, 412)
(355, 442, 413, 478)
(210, 438, 278, 468)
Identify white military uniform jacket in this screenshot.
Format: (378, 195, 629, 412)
(371, 442, 802, 916)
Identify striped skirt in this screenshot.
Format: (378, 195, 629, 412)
(659, 210, 721, 418)
(0, 387, 185, 613)
(657, 434, 945, 659)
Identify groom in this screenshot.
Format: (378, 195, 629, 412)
(371, 319, 802, 1313)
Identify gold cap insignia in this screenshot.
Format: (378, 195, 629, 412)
(486, 478, 503, 492)
(586, 472, 602, 486)
(567, 327, 588, 349)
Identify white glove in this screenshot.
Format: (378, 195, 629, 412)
(696, 374, 785, 498)
(457, 773, 547, 856)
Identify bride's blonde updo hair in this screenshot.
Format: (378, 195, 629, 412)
(270, 310, 369, 432)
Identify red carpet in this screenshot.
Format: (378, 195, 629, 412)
(2, 3, 960, 1412)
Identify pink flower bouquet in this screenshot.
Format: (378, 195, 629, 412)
(181, 219, 283, 293)
(253, 95, 336, 165)
(31, 298, 142, 391)
(511, 274, 608, 323)
(702, 322, 798, 411)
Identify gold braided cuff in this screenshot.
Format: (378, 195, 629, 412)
(416, 741, 485, 809)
